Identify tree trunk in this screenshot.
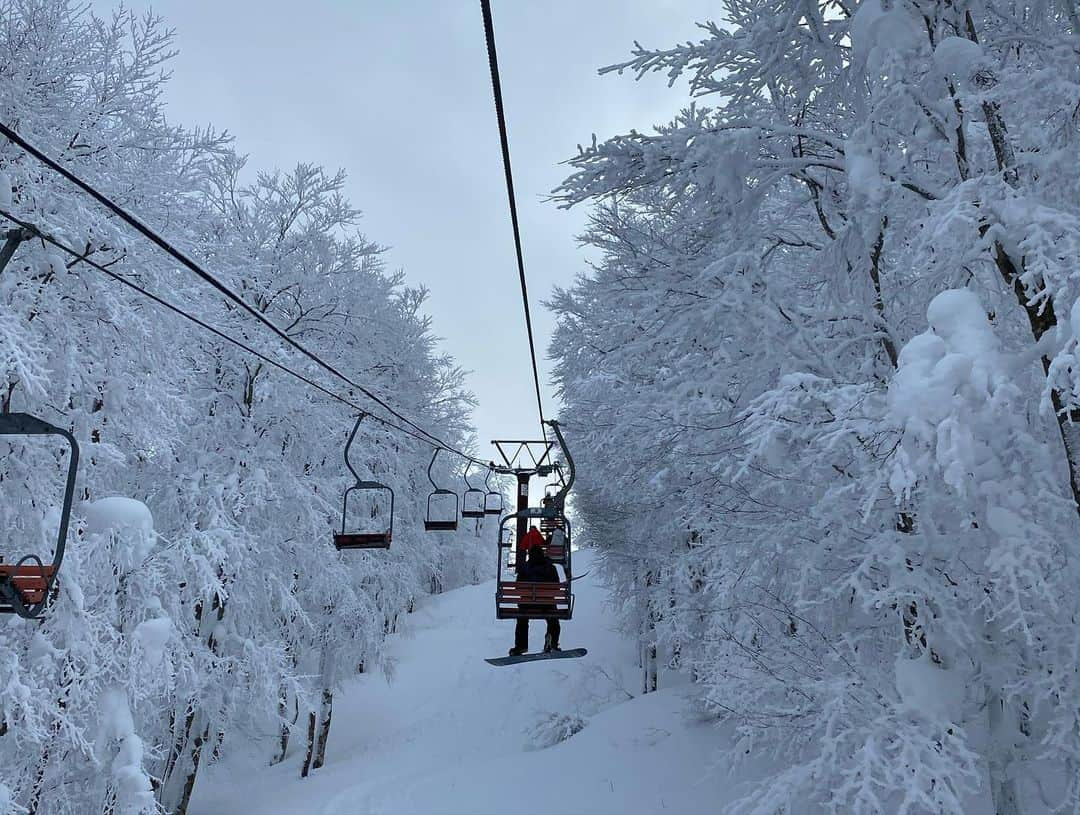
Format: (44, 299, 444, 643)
(956, 12, 1080, 514)
(100, 787, 117, 815)
(173, 721, 209, 815)
(300, 711, 317, 779)
(159, 704, 197, 808)
(312, 688, 333, 770)
(159, 592, 225, 812)
(26, 739, 51, 815)
(309, 638, 336, 771)
(641, 615, 658, 694)
(26, 682, 69, 815)
(985, 685, 1023, 815)
(271, 693, 297, 766)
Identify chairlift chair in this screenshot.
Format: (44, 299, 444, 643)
(333, 415, 394, 550)
(492, 420, 577, 622)
(461, 462, 486, 519)
(494, 507, 573, 621)
(0, 412, 79, 619)
(424, 448, 459, 532)
(483, 465, 503, 516)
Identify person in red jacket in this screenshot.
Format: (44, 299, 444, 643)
(516, 525, 546, 574)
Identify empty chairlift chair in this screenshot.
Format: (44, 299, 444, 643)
(483, 465, 503, 516)
(333, 415, 394, 550)
(0, 412, 79, 619)
(461, 462, 486, 520)
(539, 480, 569, 564)
(424, 448, 460, 532)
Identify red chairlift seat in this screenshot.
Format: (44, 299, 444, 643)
(539, 513, 565, 533)
(0, 412, 79, 620)
(543, 541, 568, 564)
(334, 527, 392, 551)
(496, 503, 574, 620)
(334, 480, 394, 550)
(424, 515, 459, 532)
(424, 448, 460, 532)
(461, 462, 486, 519)
(0, 560, 55, 612)
(333, 415, 394, 551)
(495, 580, 573, 620)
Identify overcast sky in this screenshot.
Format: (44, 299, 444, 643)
(96, 1, 714, 452)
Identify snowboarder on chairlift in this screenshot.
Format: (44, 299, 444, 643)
(509, 543, 561, 656)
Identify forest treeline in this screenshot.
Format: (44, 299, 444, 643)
(0, 3, 484, 813)
(550, 0, 1080, 812)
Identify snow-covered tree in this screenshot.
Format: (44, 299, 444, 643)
(0, 3, 483, 813)
(552, 0, 1080, 811)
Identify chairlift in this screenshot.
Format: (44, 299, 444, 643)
(495, 508, 573, 621)
(461, 461, 486, 519)
(0, 412, 79, 619)
(333, 415, 394, 550)
(483, 465, 503, 516)
(493, 420, 576, 622)
(424, 448, 459, 532)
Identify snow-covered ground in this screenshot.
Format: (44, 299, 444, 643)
(191, 550, 746, 815)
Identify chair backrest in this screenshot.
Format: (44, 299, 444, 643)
(425, 487, 460, 532)
(0, 412, 79, 619)
(336, 415, 394, 551)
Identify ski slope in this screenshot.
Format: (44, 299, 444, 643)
(191, 550, 752, 815)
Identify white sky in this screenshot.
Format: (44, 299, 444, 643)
(96, 1, 715, 452)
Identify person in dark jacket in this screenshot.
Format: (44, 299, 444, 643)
(509, 543, 561, 656)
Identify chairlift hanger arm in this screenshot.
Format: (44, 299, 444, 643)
(343, 413, 367, 483)
(545, 420, 575, 504)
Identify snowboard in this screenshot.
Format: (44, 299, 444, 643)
(485, 648, 587, 667)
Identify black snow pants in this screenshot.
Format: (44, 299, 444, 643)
(515, 605, 560, 651)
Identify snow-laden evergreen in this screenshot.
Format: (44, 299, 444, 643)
(551, 1, 1080, 811)
(0, 3, 484, 813)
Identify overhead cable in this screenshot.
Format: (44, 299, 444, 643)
(0, 122, 473, 457)
(478, 0, 548, 441)
(0, 209, 489, 466)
